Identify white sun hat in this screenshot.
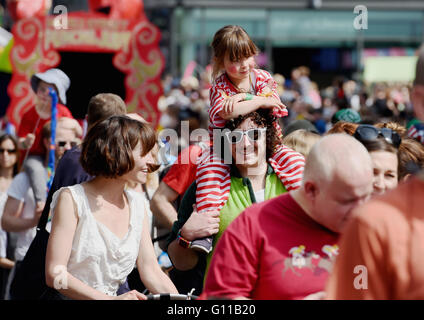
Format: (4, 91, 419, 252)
(30, 68, 70, 104)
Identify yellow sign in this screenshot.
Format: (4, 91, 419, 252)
(364, 56, 418, 83)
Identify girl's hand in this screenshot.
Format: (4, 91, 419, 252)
(260, 98, 287, 113)
(113, 290, 147, 300)
(222, 93, 246, 115)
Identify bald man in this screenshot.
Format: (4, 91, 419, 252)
(200, 134, 374, 300)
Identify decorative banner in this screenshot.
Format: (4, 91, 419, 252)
(7, 10, 164, 127)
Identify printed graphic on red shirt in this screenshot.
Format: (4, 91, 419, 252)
(282, 244, 339, 277)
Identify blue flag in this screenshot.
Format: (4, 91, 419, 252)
(46, 88, 58, 194)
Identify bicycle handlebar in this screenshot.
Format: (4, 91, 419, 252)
(146, 293, 199, 300)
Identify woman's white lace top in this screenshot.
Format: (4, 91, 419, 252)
(51, 184, 145, 296)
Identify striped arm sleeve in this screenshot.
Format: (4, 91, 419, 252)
(269, 144, 305, 191)
(209, 85, 227, 129)
(195, 151, 231, 213)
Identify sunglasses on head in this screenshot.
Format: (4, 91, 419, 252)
(0, 148, 16, 154)
(57, 141, 77, 148)
(354, 124, 401, 148)
(224, 128, 266, 144)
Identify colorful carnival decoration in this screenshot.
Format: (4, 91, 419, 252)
(7, 2, 164, 127)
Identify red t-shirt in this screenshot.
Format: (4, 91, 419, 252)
(162, 144, 203, 196)
(202, 193, 339, 300)
(17, 104, 73, 156)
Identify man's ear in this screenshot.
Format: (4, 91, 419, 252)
(402, 173, 412, 183)
(304, 181, 319, 201)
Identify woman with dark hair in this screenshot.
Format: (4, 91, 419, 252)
(166, 110, 299, 294)
(0, 133, 19, 299)
(44, 116, 177, 300)
(353, 124, 400, 195)
(0, 134, 19, 177)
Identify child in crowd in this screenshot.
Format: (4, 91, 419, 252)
(17, 68, 75, 216)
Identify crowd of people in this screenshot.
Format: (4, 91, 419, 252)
(0, 24, 424, 301)
(158, 56, 417, 151)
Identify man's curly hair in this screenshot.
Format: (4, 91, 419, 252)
(224, 109, 281, 159)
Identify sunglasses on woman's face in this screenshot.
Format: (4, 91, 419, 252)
(57, 141, 77, 148)
(0, 148, 16, 154)
(354, 124, 401, 148)
(225, 128, 267, 144)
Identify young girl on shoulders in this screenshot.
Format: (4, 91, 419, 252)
(191, 25, 305, 253)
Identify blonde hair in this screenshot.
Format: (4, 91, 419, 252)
(41, 117, 83, 141)
(282, 129, 321, 157)
(211, 25, 258, 80)
(375, 121, 407, 136)
(397, 137, 424, 180)
(57, 117, 83, 138)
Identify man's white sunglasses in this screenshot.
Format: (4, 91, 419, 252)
(224, 128, 267, 144)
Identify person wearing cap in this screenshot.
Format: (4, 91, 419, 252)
(331, 108, 361, 125)
(17, 68, 74, 216)
(325, 45, 424, 300)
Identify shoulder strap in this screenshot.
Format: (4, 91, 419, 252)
(37, 185, 81, 230)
